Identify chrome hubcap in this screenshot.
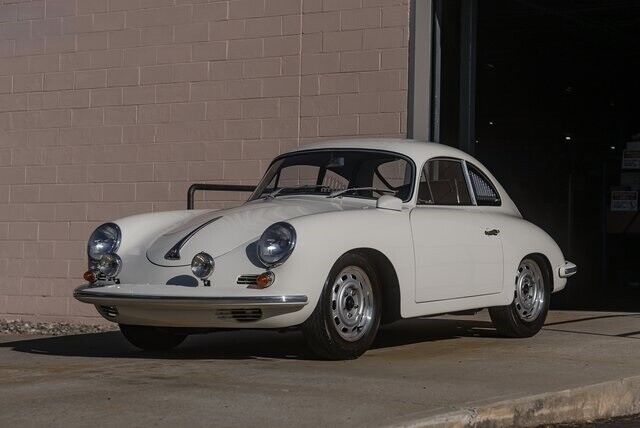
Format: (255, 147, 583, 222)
(514, 259, 545, 321)
(331, 266, 374, 342)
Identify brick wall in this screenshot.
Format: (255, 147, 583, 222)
(300, 0, 408, 142)
(0, 0, 409, 324)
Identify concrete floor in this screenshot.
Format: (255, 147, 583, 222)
(550, 414, 640, 428)
(1, 310, 639, 428)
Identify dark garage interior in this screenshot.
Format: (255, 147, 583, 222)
(433, 0, 640, 309)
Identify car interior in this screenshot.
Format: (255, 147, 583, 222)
(418, 159, 472, 205)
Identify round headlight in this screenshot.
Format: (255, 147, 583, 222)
(191, 252, 215, 280)
(88, 223, 121, 261)
(257, 222, 296, 267)
(97, 253, 122, 278)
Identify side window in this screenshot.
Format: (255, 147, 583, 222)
(418, 159, 472, 205)
(467, 164, 501, 206)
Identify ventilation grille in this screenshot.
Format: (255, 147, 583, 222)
(236, 274, 259, 285)
(216, 308, 262, 322)
(97, 305, 118, 318)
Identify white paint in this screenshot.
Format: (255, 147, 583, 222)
(376, 194, 403, 211)
(410, 205, 503, 302)
(75, 139, 573, 328)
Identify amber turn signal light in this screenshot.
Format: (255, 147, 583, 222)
(255, 271, 275, 289)
(83, 270, 97, 283)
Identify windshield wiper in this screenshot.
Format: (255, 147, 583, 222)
(262, 185, 332, 199)
(327, 187, 397, 199)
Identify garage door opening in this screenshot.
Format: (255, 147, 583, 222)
(428, 0, 640, 309)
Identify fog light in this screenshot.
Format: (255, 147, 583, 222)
(255, 271, 275, 289)
(97, 253, 122, 278)
(83, 270, 97, 283)
(191, 252, 215, 281)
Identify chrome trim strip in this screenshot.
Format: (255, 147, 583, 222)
(461, 160, 477, 206)
(237, 274, 259, 285)
(74, 287, 308, 306)
(88, 222, 121, 263)
(164, 216, 221, 260)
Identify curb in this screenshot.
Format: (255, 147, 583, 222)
(386, 375, 640, 428)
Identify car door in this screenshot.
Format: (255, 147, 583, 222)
(411, 158, 503, 303)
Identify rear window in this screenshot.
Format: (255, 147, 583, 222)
(467, 163, 501, 206)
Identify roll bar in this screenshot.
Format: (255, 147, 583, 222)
(187, 183, 257, 210)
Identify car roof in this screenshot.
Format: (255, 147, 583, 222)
(288, 138, 522, 217)
(291, 138, 474, 163)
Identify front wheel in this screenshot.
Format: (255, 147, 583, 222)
(302, 253, 381, 360)
(489, 256, 551, 338)
(119, 324, 187, 351)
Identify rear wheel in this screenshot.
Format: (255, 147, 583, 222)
(302, 253, 381, 360)
(119, 324, 187, 351)
(489, 256, 551, 338)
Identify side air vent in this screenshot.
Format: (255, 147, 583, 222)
(236, 274, 259, 285)
(216, 308, 262, 322)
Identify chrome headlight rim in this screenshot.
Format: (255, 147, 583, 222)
(87, 222, 122, 262)
(191, 252, 215, 280)
(97, 253, 122, 278)
(256, 222, 297, 268)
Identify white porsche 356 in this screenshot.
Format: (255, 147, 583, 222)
(74, 139, 576, 359)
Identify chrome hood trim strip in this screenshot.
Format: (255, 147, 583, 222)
(164, 216, 222, 260)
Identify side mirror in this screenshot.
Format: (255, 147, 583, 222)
(376, 194, 402, 211)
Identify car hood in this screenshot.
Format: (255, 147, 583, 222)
(146, 197, 364, 267)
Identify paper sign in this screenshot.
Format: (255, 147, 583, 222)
(611, 190, 638, 211)
(622, 150, 640, 169)
(626, 141, 640, 150)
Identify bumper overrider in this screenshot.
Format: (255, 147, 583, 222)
(74, 284, 309, 328)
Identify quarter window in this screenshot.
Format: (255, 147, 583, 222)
(467, 164, 501, 206)
(418, 159, 472, 205)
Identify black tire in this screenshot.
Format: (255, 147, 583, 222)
(489, 255, 551, 338)
(119, 324, 187, 351)
(302, 253, 381, 360)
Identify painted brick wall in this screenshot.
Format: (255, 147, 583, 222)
(300, 0, 408, 142)
(0, 0, 409, 324)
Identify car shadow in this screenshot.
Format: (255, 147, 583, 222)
(0, 317, 498, 361)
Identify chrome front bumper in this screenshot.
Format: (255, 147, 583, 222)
(73, 284, 311, 328)
(73, 284, 308, 309)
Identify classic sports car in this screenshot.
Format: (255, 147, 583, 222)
(74, 139, 576, 359)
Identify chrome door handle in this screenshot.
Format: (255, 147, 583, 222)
(485, 229, 500, 236)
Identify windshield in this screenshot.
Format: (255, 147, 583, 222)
(250, 150, 415, 202)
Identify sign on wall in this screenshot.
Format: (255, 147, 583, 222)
(611, 190, 638, 211)
(622, 149, 640, 169)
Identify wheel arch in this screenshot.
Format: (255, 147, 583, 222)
(525, 252, 554, 291)
(344, 247, 401, 325)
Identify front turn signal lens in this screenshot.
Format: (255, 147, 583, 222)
(255, 271, 275, 289)
(83, 270, 97, 283)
